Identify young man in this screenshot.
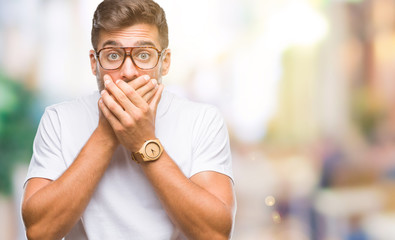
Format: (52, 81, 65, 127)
(22, 0, 235, 239)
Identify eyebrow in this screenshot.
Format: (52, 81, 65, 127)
(102, 40, 121, 48)
(101, 40, 157, 48)
(135, 40, 156, 48)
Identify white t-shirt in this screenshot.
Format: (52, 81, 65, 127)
(25, 89, 233, 240)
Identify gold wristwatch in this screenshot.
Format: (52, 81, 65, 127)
(131, 139, 163, 163)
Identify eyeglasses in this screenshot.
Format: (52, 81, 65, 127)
(95, 46, 165, 70)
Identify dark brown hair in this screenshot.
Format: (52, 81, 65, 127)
(91, 0, 168, 51)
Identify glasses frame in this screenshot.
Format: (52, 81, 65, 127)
(95, 46, 165, 70)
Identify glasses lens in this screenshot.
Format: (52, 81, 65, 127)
(99, 48, 125, 70)
(131, 47, 159, 69)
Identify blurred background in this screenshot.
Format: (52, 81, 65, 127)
(1, 0, 395, 239)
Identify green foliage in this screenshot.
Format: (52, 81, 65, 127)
(0, 72, 37, 195)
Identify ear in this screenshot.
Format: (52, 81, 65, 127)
(160, 49, 171, 76)
(89, 50, 98, 76)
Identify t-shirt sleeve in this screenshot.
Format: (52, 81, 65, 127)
(25, 107, 66, 185)
(190, 106, 234, 182)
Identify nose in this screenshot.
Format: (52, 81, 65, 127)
(119, 54, 139, 81)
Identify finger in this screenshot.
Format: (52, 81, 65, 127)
(128, 75, 151, 90)
(146, 86, 159, 104)
(101, 89, 130, 122)
(98, 98, 121, 129)
(103, 75, 134, 113)
(116, 80, 148, 109)
(97, 98, 104, 117)
(136, 79, 158, 102)
(149, 84, 164, 112)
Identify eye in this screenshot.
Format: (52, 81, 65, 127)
(137, 52, 151, 60)
(107, 52, 121, 61)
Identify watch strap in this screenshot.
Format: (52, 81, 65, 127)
(131, 152, 143, 164)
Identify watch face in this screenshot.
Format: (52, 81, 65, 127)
(145, 142, 161, 159)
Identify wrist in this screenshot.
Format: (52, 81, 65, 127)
(94, 126, 118, 149)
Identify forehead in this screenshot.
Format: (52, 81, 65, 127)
(98, 23, 160, 49)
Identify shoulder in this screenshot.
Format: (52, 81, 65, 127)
(44, 91, 100, 118)
(165, 90, 222, 120)
(163, 90, 226, 136)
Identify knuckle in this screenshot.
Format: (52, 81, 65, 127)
(118, 94, 128, 104)
(129, 81, 138, 89)
(113, 125, 122, 133)
(136, 89, 143, 97)
(123, 118, 134, 127)
(134, 111, 143, 121)
(124, 87, 134, 97)
(136, 112, 143, 120)
(107, 101, 117, 111)
(141, 105, 149, 114)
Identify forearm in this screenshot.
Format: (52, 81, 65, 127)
(141, 151, 234, 240)
(22, 128, 117, 240)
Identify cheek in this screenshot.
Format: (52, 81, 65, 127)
(96, 69, 115, 91)
(148, 69, 161, 79)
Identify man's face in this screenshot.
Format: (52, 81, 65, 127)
(89, 23, 171, 91)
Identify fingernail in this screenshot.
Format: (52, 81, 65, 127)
(151, 79, 157, 85)
(101, 90, 105, 95)
(116, 79, 121, 84)
(105, 80, 110, 85)
(144, 75, 150, 81)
